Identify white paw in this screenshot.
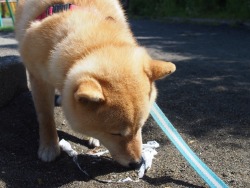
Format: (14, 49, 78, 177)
(38, 143, 61, 162)
(88, 137, 100, 148)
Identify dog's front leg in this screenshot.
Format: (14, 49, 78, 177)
(29, 73, 60, 162)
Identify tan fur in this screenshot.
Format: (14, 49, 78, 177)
(15, 0, 176, 166)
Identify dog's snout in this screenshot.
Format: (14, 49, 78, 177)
(129, 157, 144, 169)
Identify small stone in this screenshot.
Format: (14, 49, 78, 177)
(189, 140, 196, 144)
(37, 178, 43, 185)
(222, 173, 227, 177)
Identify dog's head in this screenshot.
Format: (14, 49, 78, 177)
(62, 46, 175, 167)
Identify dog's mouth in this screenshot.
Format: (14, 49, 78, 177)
(108, 152, 143, 169)
(128, 157, 144, 169)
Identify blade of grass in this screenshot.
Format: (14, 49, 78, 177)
(0, 26, 14, 32)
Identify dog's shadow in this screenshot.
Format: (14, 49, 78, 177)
(0, 92, 204, 188)
(75, 154, 128, 180)
(57, 131, 204, 188)
(57, 130, 129, 181)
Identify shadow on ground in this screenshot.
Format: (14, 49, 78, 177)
(0, 93, 128, 187)
(0, 92, 205, 188)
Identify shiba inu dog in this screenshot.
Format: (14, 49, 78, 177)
(15, 0, 175, 168)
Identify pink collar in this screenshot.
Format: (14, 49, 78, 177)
(36, 3, 79, 20)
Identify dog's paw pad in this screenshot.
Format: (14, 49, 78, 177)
(88, 138, 100, 148)
(38, 143, 61, 162)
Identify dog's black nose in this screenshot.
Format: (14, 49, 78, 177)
(129, 157, 144, 169)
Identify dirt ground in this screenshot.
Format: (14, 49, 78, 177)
(0, 20, 250, 188)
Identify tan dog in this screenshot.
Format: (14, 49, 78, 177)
(15, 0, 175, 168)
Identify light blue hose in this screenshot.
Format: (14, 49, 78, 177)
(150, 102, 228, 188)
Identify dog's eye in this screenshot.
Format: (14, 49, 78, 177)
(110, 133, 123, 137)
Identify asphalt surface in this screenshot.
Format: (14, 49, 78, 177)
(0, 20, 250, 188)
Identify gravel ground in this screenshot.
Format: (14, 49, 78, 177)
(0, 20, 250, 188)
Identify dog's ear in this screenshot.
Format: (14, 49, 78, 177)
(74, 79, 105, 103)
(148, 60, 176, 81)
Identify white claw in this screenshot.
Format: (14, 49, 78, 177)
(88, 137, 100, 147)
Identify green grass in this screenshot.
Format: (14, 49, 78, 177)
(128, 0, 250, 21)
(0, 26, 14, 32)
